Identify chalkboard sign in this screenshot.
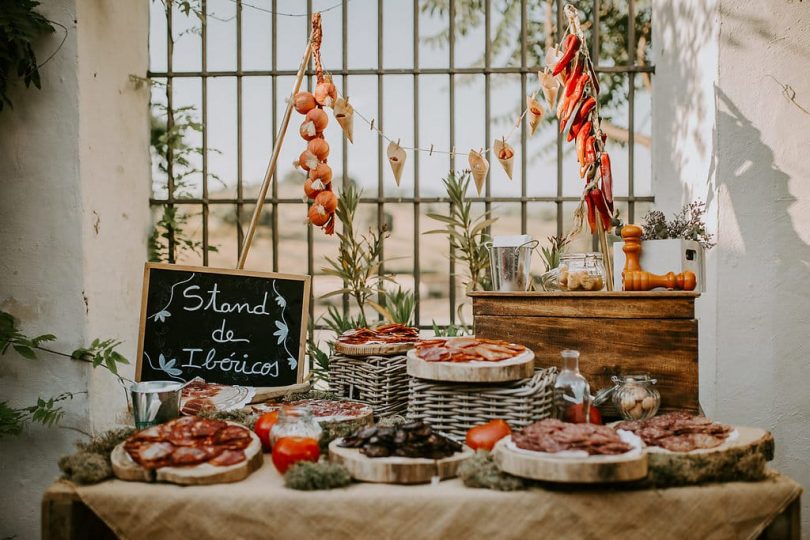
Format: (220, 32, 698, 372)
(136, 263, 311, 387)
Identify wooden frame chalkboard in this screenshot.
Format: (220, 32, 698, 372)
(136, 263, 310, 388)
